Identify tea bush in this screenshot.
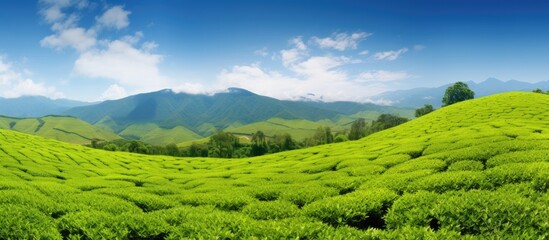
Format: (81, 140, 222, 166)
(1, 92, 549, 238)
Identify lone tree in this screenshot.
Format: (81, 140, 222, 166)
(348, 118, 366, 140)
(442, 82, 475, 106)
(415, 104, 434, 118)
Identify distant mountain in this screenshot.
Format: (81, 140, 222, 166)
(65, 88, 413, 138)
(371, 78, 549, 108)
(0, 115, 120, 145)
(0, 96, 92, 117)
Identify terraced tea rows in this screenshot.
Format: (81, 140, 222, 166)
(1, 92, 549, 239)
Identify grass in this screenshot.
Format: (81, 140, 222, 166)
(0, 115, 120, 145)
(1, 92, 549, 238)
(224, 117, 330, 141)
(118, 123, 202, 145)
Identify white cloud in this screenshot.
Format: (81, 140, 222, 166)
(291, 36, 307, 51)
(0, 58, 9, 73)
(121, 31, 143, 45)
(280, 37, 308, 66)
(3, 79, 63, 99)
(74, 39, 168, 89)
(312, 32, 371, 51)
(357, 70, 410, 82)
(291, 56, 350, 81)
(41, 27, 96, 52)
(173, 82, 213, 95)
(99, 84, 127, 100)
(96, 6, 131, 30)
(254, 47, 268, 57)
(217, 63, 389, 102)
(359, 50, 369, 55)
(374, 48, 408, 61)
(40, 0, 71, 23)
(0, 56, 63, 99)
(39, 3, 169, 94)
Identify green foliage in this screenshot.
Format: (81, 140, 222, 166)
(415, 104, 434, 117)
(242, 200, 299, 220)
(1, 92, 549, 238)
(406, 171, 490, 193)
(385, 191, 439, 229)
(348, 118, 366, 140)
(0, 204, 61, 239)
(532, 88, 549, 94)
(208, 131, 240, 158)
(447, 160, 484, 171)
(433, 190, 549, 236)
(442, 81, 475, 106)
(303, 188, 397, 228)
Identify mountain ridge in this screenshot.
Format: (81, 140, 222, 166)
(64, 88, 412, 137)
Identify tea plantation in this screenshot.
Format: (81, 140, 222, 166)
(1, 92, 549, 239)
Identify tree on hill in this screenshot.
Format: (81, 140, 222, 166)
(533, 88, 549, 94)
(251, 130, 268, 156)
(269, 133, 296, 152)
(415, 104, 434, 117)
(442, 82, 475, 106)
(187, 142, 208, 157)
(368, 114, 409, 134)
(306, 126, 334, 146)
(125, 140, 149, 154)
(208, 131, 239, 158)
(165, 143, 180, 157)
(348, 118, 366, 140)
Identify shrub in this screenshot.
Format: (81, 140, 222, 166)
(485, 162, 549, 188)
(176, 191, 255, 211)
(0, 204, 61, 239)
(486, 150, 549, 168)
(406, 171, 490, 193)
(364, 170, 433, 193)
(303, 188, 397, 228)
(385, 159, 446, 174)
(432, 190, 549, 236)
(385, 191, 439, 229)
(447, 160, 484, 171)
(242, 200, 299, 220)
(371, 154, 411, 168)
(279, 184, 339, 208)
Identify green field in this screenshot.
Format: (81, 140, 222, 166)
(0, 115, 121, 145)
(118, 123, 202, 145)
(1, 92, 549, 238)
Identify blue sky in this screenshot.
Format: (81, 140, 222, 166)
(1, 0, 549, 102)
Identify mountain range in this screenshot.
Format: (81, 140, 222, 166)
(65, 88, 412, 138)
(0, 96, 91, 118)
(371, 78, 549, 108)
(1, 78, 545, 145)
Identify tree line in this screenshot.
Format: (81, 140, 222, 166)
(87, 113, 412, 158)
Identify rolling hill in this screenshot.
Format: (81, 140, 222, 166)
(372, 78, 549, 108)
(0, 115, 121, 145)
(65, 88, 413, 137)
(1, 92, 549, 238)
(118, 123, 202, 145)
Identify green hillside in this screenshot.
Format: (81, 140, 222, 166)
(119, 123, 202, 145)
(2, 92, 549, 238)
(224, 118, 331, 141)
(0, 115, 120, 145)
